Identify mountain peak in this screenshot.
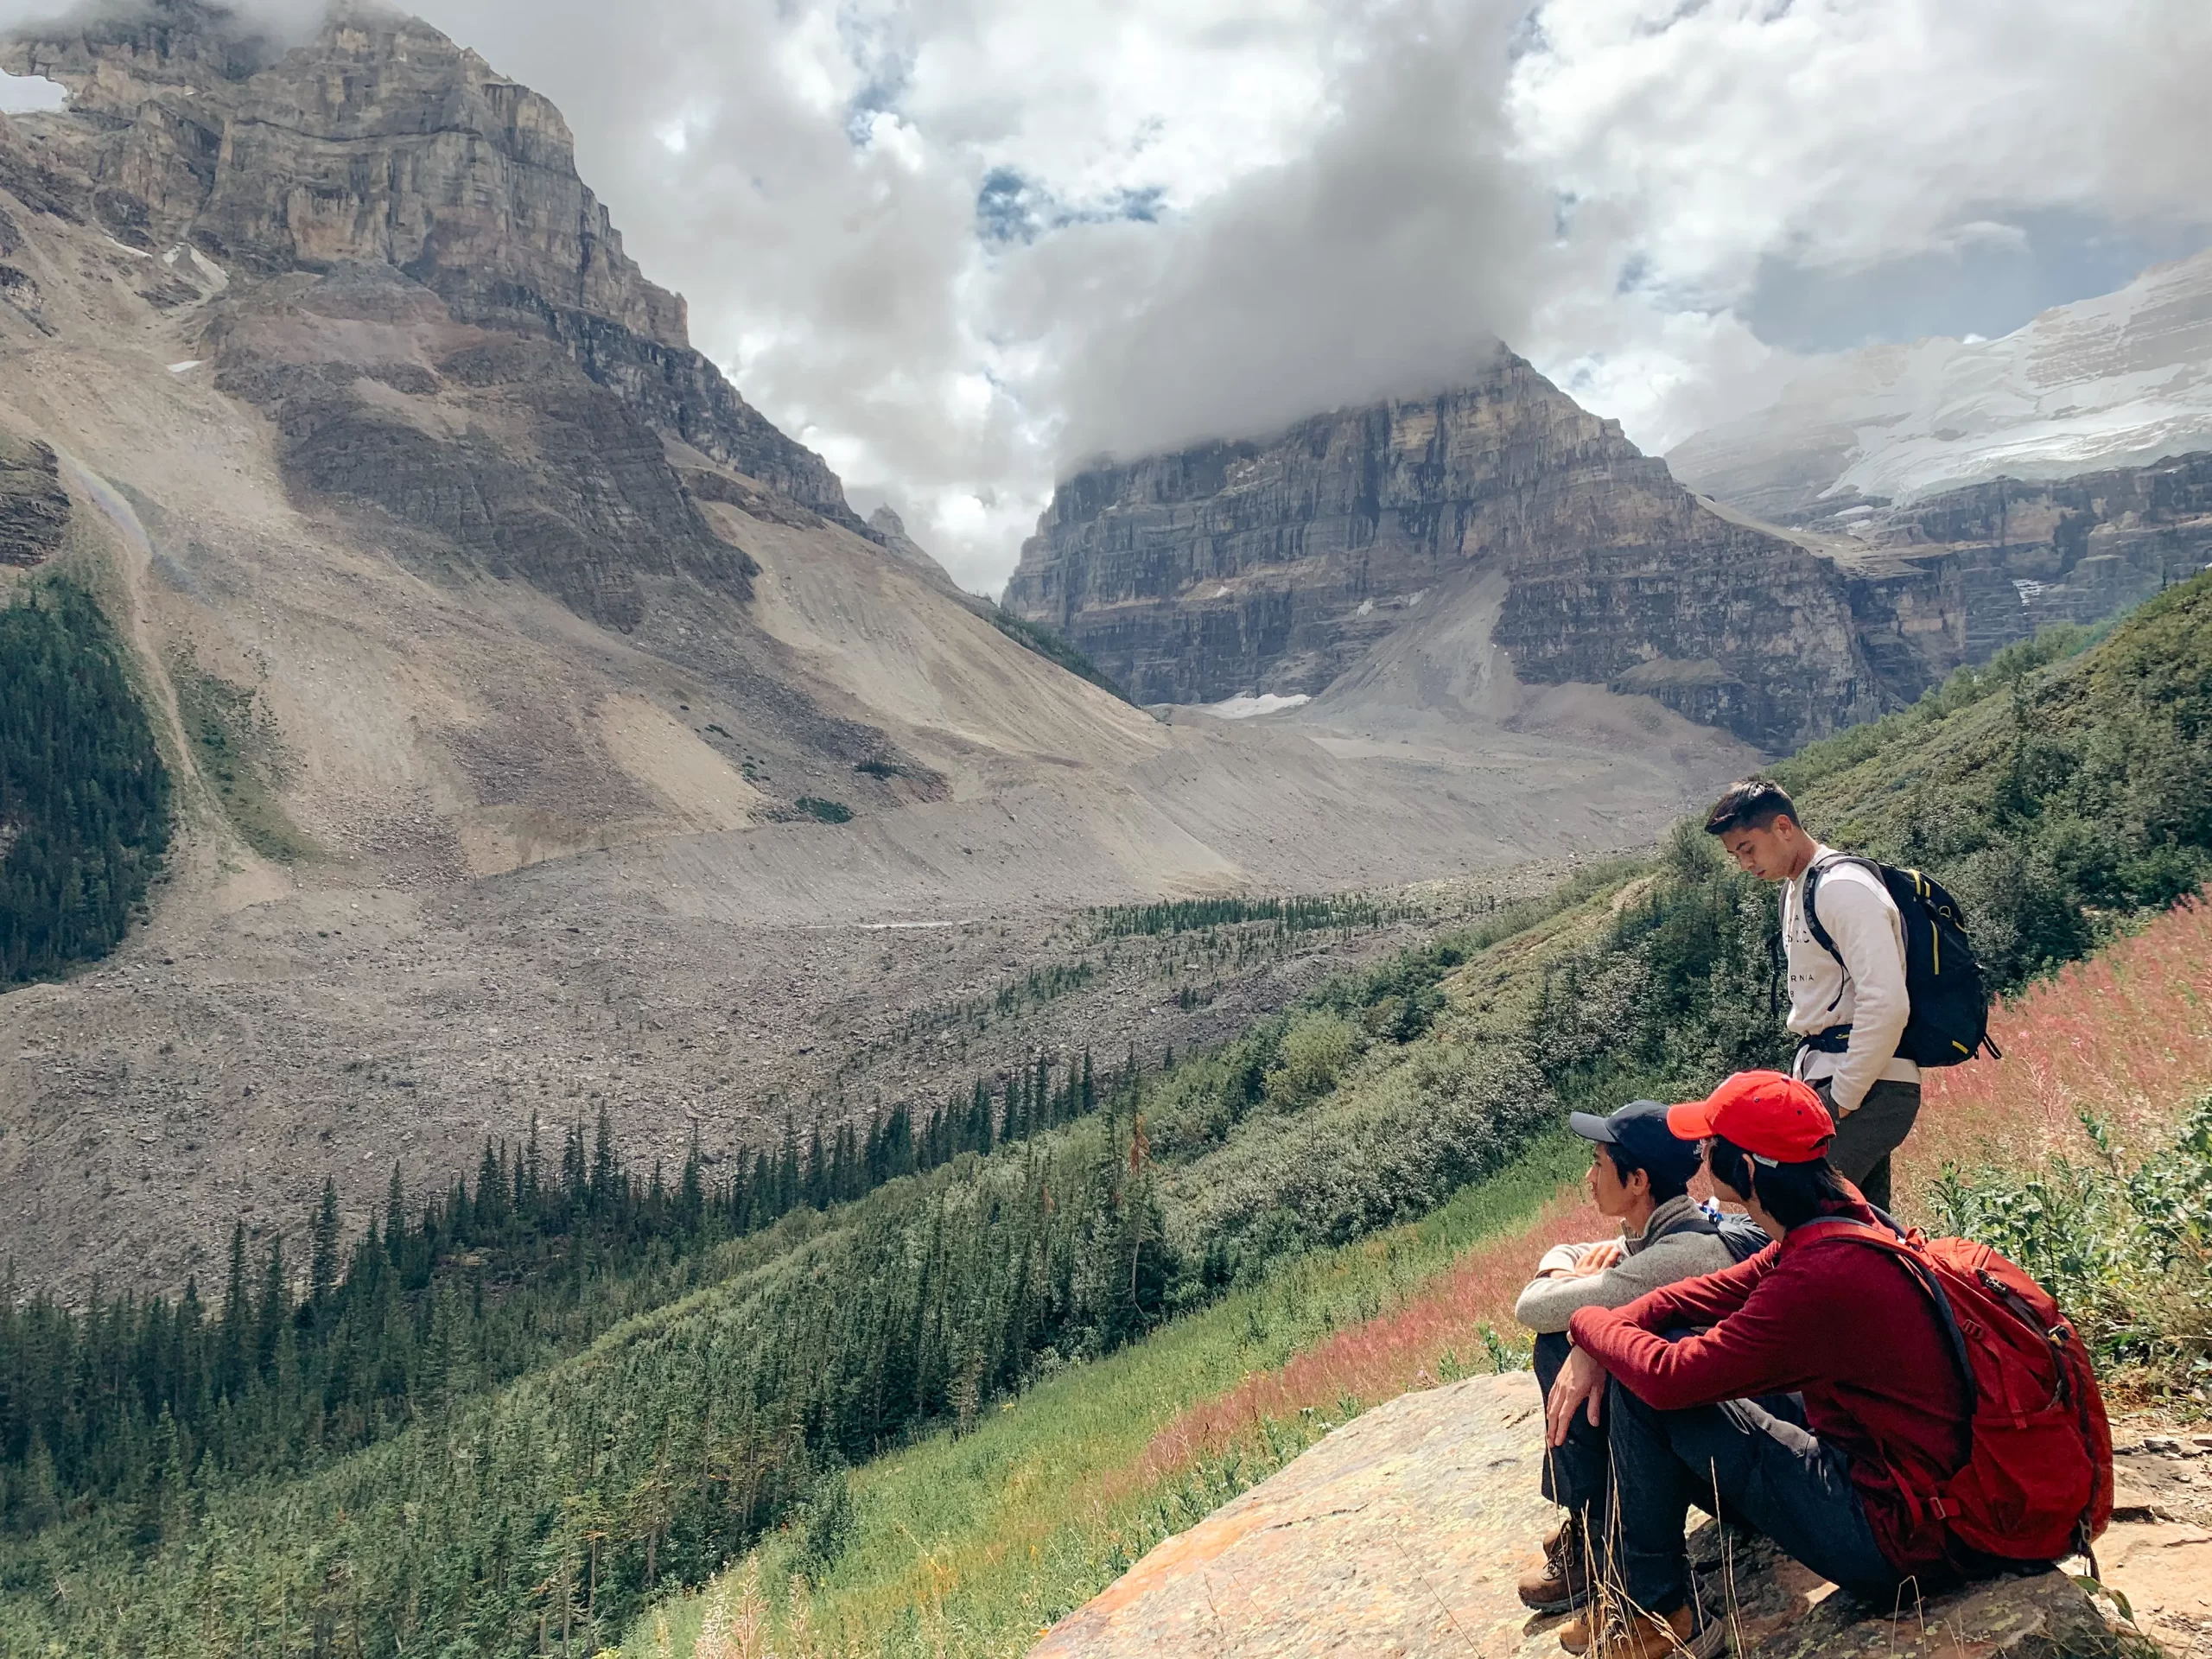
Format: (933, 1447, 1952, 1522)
(1669, 246, 2212, 523)
(2, 2, 868, 530)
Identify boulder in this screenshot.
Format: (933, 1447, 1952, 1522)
(1032, 1372, 2147, 1659)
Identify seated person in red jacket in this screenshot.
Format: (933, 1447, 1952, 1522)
(1544, 1071, 1975, 1659)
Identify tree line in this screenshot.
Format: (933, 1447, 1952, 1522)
(0, 578, 170, 982)
(0, 1052, 1103, 1538)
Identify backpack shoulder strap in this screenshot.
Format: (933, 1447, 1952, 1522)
(1646, 1207, 1719, 1243)
(1788, 1218, 1979, 1415)
(1799, 854, 1885, 969)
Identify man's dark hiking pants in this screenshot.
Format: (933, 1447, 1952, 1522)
(1820, 1079, 1921, 1212)
(1602, 1376, 1905, 1617)
(1535, 1331, 1608, 1516)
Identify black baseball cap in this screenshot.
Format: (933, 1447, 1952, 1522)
(1568, 1098, 1702, 1188)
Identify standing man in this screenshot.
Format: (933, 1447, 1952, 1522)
(1704, 779, 1919, 1211)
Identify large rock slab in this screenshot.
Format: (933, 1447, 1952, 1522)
(1033, 1371, 2141, 1659)
(1033, 1372, 1569, 1659)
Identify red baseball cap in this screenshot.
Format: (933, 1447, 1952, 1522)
(1667, 1071, 1835, 1164)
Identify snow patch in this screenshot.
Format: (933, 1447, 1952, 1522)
(168, 360, 204, 374)
(1212, 584, 1231, 598)
(1206, 692, 1311, 720)
(0, 70, 67, 114)
(1357, 598, 1375, 616)
(1676, 248, 2212, 512)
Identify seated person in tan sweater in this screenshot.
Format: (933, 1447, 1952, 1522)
(1511, 1100, 1737, 1614)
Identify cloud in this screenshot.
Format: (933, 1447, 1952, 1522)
(0, 0, 331, 48)
(2, 0, 2207, 589)
(1507, 0, 2212, 447)
(1020, 0, 1549, 465)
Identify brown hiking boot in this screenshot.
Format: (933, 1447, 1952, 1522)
(1518, 1510, 1596, 1613)
(1559, 1600, 1701, 1658)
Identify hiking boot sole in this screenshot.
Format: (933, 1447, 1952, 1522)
(1520, 1584, 1596, 1616)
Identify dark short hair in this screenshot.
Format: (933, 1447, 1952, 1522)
(1599, 1140, 1692, 1206)
(1707, 1135, 1850, 1229)
(1704, 778, 1799, 838)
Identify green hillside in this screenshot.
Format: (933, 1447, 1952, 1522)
(4, 575, 2207, 1657)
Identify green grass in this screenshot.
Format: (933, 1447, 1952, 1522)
(624, 1135, 1584, 1658)
(988, 610, 1132, 704)
(168, 649, 315, 861)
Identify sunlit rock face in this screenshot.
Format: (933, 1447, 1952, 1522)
(1006, 351, 1884, 752)
(0, 0, 866, 532)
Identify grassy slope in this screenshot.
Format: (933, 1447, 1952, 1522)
(624, 1137, 1587, 1658)
(650, 901, 2212, 1659)
(639, 575, 2212, 1656)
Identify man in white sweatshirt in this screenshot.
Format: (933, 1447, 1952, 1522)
(1703, 778, 1921, 1209)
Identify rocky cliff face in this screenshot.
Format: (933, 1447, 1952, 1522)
(1, 0, 864, 535)
(1828, 452, 2212, 698)
(1007, 354, 2212, 751)
(0, 429, 67, 567)
(1004, 353, 1885, 751)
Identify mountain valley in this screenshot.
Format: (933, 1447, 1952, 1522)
(0, 2, 1750, 1295)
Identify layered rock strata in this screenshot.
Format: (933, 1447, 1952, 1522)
(1, 0, 866, 536)
(1005, 354, 1885, 750)
(1008, 363, 2212, 749)
(206, 261, 758, 632)
(1815, 453, 2212, 699)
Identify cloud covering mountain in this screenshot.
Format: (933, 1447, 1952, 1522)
(4, 0, 2209, 591)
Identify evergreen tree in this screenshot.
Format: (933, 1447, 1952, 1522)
(0, 579, 171, 982)
(308, 1179, 341, 1313)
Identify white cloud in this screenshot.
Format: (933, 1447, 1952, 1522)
(3, 0, 2207, 589)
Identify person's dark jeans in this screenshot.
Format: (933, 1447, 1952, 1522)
(1818, 1079, 1921, 1211)
(1535, 1331, 1609, 1516)
(1605, 1376, 1904, 1617)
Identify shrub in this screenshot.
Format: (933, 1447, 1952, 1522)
(1929, 1099, 2212, 1403)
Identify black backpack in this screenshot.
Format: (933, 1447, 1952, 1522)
(1654, 1203, 1772, 1264)
(1802, 855, 2000, 1068)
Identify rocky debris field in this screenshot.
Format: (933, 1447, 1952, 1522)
(0, 867, 1560, 1298)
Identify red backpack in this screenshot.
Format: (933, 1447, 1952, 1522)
(1794, 1218, 2113, 1564)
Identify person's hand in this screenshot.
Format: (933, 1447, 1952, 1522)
(1572, 1239, 1625, 1274)
(1545, 1345, 1609, 1447)
(1812, 1077, 1856, 1119)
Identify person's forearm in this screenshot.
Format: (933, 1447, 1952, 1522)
(1571, 1302, 1811, 1410)
(1515, 1268, 1632, 1333)
(1608, 1250, 1770, 1333)
(1535, 1243, 1588, 1276)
